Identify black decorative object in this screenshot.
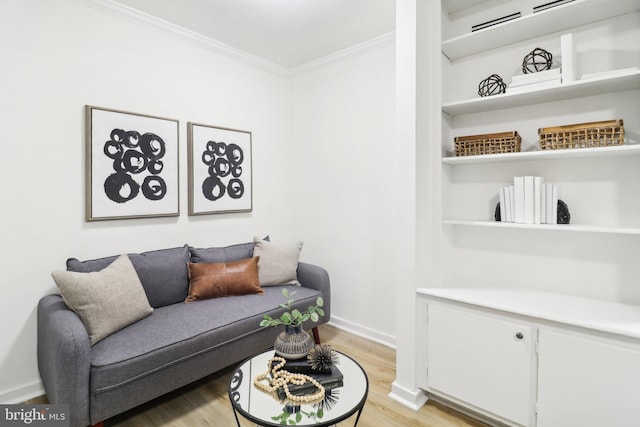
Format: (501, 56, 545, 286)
(495, 202, 501, 221)
(557, 200, 571, 224)
(307, 345, 339, 372)
(478, 74, 507, 97)
(522, 47, 553, 74)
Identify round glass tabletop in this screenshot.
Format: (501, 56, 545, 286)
(229, 349, 368, 427)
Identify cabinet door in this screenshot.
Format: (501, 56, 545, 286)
(537, 328, 640, 427)
(427, 303, 535, 426)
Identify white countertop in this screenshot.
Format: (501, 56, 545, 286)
(417, 288, 640, 340)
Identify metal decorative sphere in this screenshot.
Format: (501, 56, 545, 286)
(478, 74, 506, 97)
(522, 47, 553, 74)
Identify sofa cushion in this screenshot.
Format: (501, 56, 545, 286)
(253, 237, 303, 286)
(66, 245, 190, 308)
(185, 257, 263, 302)
(89, 285, 323, 394)
(52, 254, 153, 345)
(189, 240, 257, 264)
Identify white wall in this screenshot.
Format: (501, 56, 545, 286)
(0, 0, 399, 404)
(0, 0, 296, 402)
(290, 43, 397, 346)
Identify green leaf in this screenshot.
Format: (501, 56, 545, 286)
(281, 312, 292, 323)
(317, 408, 324, 418)
(317, 308, 325, 316)
(259, 319, 270, 327)
(316, 296, 324, 306)
(296, 412, 302, 422)
(308, 306, 316, 314)
(310, 312, 319, 322)
(291, 309, 302, 320)
(282, 288, 289, 297)
(302, 314, 310, 322)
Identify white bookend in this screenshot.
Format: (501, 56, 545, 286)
(540, 184, 547, 224)
(533, 176, 544, 224)
(499, 187, 506, 222)
(524, 176, 534, 224)
(561, 33, 577, 83)
(509, 185, 515, 223)
(514, 177, 525, 224)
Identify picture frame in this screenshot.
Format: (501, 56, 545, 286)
(85, 105, 180, 221)
(187, 122, 252, 215)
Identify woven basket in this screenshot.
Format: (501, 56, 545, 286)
(539, 120, 624, 150)
(454, 131, 521, 156)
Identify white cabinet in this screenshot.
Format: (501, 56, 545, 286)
(537, 328, 640, 427)
(419, 288, 640, 427)
(428, 303, 536, 426)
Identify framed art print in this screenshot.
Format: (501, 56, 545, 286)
(187, 122, 252, 215)
(85, 105, 179, 221)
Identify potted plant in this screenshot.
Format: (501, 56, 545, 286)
(260, 288, 324, 359)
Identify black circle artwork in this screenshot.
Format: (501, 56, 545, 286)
(201, 141, 245, 201)
(478, 74, 506, 97)
(103, 129, 167, 204)
(522, 47, 553, 74)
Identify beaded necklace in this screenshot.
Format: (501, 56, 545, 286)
(253, 356, 325, 402)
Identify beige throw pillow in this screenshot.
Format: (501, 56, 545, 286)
(51, 254, 153, 345)
(253, 237, 303, 286)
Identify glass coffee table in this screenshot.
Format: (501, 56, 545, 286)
(229, 349, 368, 426)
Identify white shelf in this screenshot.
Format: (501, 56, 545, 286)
(442, 0, 640, 60)
(442, 219, 640, 235)
(416, 288, 640, 339)
(442, 144, 640, 165)
(442, 69, 640, 116)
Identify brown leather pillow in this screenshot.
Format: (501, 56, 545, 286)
(185, 257, 263, 303)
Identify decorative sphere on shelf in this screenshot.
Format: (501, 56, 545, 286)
(478, 74, 506, 97)
(522, 47, 553, 74)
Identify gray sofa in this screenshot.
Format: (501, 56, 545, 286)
(37, 242, 330, 427)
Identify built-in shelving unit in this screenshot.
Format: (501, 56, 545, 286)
(413, 1, 640, 424)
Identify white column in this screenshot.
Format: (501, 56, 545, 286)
(389, 0, 441, 410)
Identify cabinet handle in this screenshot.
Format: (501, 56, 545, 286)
(515, 332, 524, 340)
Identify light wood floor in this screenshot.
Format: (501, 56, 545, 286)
(32, 324, 491, 426)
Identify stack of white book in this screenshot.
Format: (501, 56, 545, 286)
(508, 68, 561, 94)
(499, 176, 558, 224)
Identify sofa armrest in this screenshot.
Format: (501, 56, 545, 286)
(38, 295, 91, 427)
(297, 262, 331, 322)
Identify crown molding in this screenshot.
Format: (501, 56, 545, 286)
(75, 0, 395, 77)
(74, 0, 291, 76)
(290, 31, 396, 75)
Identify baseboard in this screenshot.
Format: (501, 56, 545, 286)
(0, 380, 45, 404)
(327, 316, 395, 349)
(388, 381, 429, 410)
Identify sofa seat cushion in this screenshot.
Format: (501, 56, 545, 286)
(89, 285, 323, 394)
